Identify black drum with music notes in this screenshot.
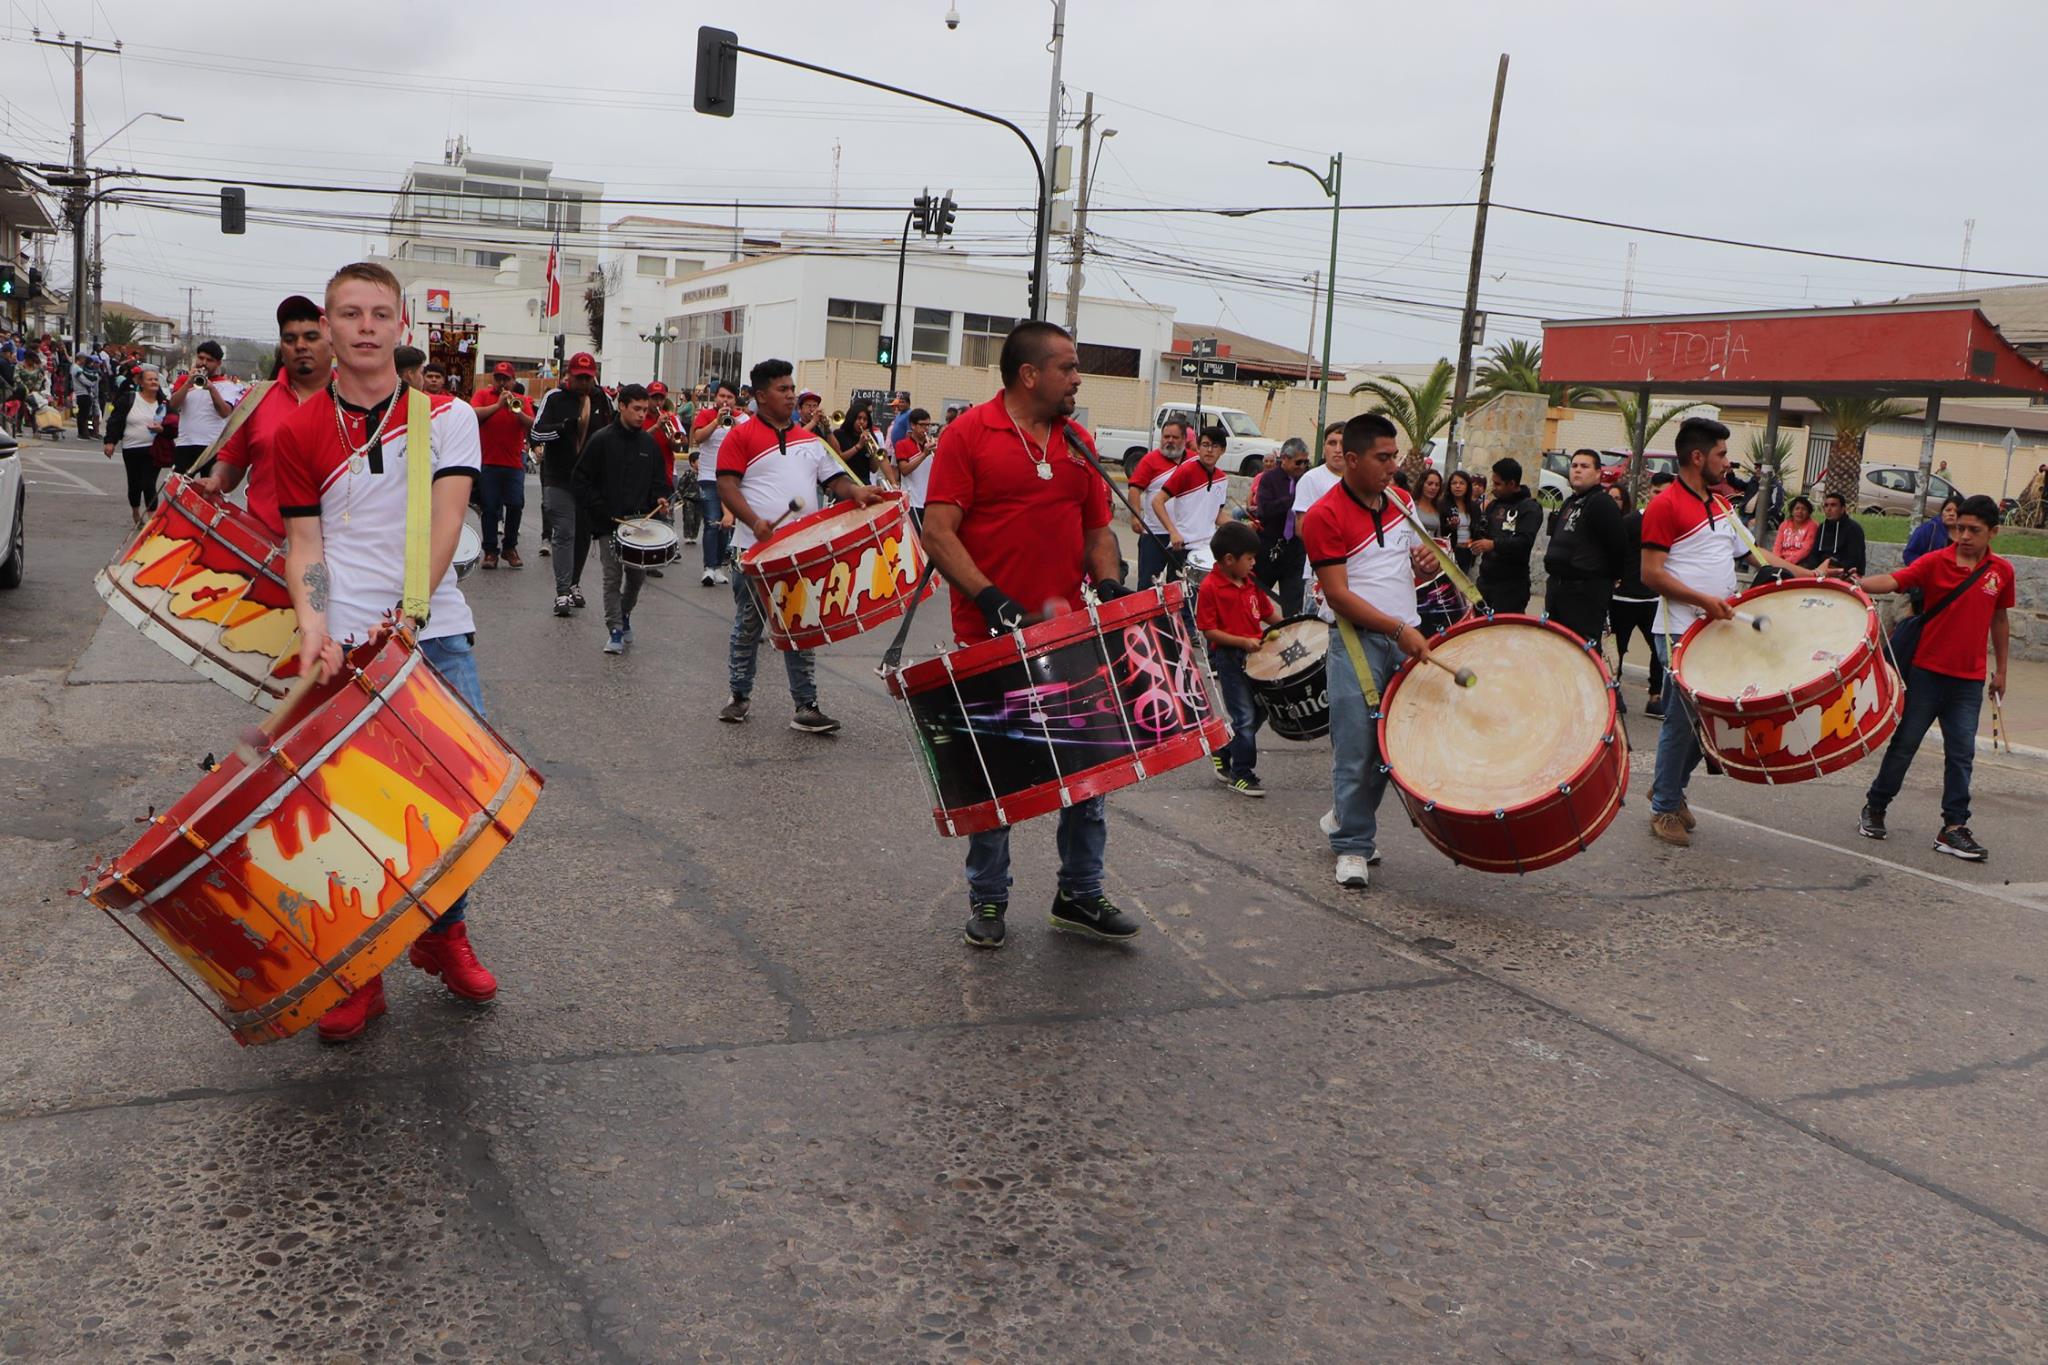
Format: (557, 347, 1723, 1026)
(885, 582, 1230, 836)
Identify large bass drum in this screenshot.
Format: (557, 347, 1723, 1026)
(886, 583, 1228, 836)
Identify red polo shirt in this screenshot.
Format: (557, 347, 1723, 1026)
(1196, 570, 1268, 644)
(471, 385, 528, 469)
(925, 393, 1112, 643)
(213, 376, 316, 539)
(1892, 546, 2016, 681)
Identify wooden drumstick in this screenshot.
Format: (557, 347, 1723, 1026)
(232, 668, 322, 765)
(1424, 655, 1478, 689)
(763, 498, 803, 533)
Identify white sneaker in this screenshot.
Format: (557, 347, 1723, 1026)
(1320, 811, 1382, 866)
(1334, 854, 1369, 889)
(700, 569, 716, 586)
(711, 569, 730, 585)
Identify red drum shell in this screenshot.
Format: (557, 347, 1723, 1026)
(1378, 613, 1628, 874)
(887, 583, 1228, 836)
(1672, 577, 1902, 784)
(738, 492, 932, 651)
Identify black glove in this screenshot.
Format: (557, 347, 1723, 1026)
(975, 586, 1028, 633)
(1092, 579, 1134, 602)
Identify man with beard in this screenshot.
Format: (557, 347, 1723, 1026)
(192, 295, 332, 540)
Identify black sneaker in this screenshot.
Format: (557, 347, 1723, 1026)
(1644, 692, 1666, 719)
(569, 585, 587, 608)
(718, 695, 750, 724)
(553, 595, 574, 617)
(1049, 891, 1140, 943)
(790, 704, 841, 734)
(1211, 754, 1229, 783)
(646, 567, 665, 579)
(964, 902, 1008, 949)
(1858, 802, 1887, 840)
(1934, 825, 1987, 862)
(1225, 773, 1265, 798)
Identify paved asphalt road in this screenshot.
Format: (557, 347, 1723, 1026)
(3, 433, 2046, 1363)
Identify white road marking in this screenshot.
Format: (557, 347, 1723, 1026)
(24, 458, 104, 494)
(1691, 803, 2048, 917)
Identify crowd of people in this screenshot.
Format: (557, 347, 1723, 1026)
(94, 280, 2017, 1033)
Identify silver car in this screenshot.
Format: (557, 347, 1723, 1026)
(1858, 464, 1960, 518)
(0, 427, 21, 590)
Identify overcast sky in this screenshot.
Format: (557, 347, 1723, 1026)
(3, 0, 2042, 366)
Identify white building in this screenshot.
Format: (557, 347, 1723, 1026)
(375, 143, 603, 378)
(600, 215, 778, 382)
(613, 238, 1175, 396)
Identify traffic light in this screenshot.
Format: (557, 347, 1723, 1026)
(694, 26, 738, 117)
(912, 192, 932, 236)
(0, 265, 14, 298)
(876, 334, 894, 367)
(220, 187, 247, 235)
(933, 193, 957, 239)
(552, 334, 566, 365)
(26, 266, 41, 293)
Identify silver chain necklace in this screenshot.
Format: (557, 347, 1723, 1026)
(1002, 401, 1055, 480)
(330, 379, 405, 524)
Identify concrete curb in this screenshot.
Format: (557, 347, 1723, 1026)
(1611, 661, 2044, 764)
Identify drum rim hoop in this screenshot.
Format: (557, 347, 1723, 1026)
(893, 581, 1186, 690)
(739, 490, 908, 572)
(1671, 577, 1880, 710)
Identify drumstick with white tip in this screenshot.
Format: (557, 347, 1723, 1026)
(1423, 655, 1478, 689)
(1733, 610, 1771, 632)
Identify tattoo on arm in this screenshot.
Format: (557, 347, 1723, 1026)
(304, 561, 330, 612)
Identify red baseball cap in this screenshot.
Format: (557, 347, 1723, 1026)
(491, 360, 515, 378)
(566, 352, 598, 376)
(797, 388, 821, 403)
(648, 381, 668, 396)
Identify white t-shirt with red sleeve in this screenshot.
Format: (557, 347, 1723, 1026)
(1127, 448, 1181, 533)
(924, 394, 1112, 644)
(715, 418, 845, 552)
(272, 386, 480, 645)
(1159, 457, 1230, 548)
(1639, 480, 1743, 636)
(693, 407, 747, 482)
(1299, 481, 1422, 629)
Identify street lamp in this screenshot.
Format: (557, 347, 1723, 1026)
(87, 111, 183, 160)
(640, 323, 679, 379)
(1269, 154, 1342, 436)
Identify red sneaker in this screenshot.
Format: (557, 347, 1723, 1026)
(316, 974, 387, 1044)
(408, 921, 498, 1003)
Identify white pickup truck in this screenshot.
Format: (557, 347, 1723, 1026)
(1096, 404, 1285, 479)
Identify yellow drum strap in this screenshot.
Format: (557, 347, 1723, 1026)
(1335, 617, 1383, 709)
(402, 387, 432, 628)
(1392, 496, 1487, 611)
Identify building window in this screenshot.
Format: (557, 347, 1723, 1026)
(825, 298, 885, 361)
(561, 256, 587, 278)
(676, 307, 745, 394)
(1076, 341, 1139, 378)
(961, 313, 1015, 370)
(471, 250, 511, 270)
(636, 254, 668, 278)
(407, 244, 458, 265)
(911, 307, 951, 364)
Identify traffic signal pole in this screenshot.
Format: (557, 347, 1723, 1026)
(889, 200, 919, 398)
(35, 33, 120, 348)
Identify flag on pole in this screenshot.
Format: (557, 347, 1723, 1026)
(401, 295, 414, 346)
(543, 230, 561, 322)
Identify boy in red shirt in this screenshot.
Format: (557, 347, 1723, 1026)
(1855, 494, 2013, 860)
(1196, 519, 1280, 797)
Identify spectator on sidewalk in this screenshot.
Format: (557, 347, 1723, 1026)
(1800, 491, 1866, 577)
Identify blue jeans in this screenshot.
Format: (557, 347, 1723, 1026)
(1649, 634, 1704, 816)
(1325, 624, 1397, 857)
(418, 632, 483, 931)
(727, 570, 816, 707)
(1136, 532, 1170, 589)
(965, 796, 1107, 906)
(477, 465, 525, 555)
(1866, 665, 1984, 827)
(1211, 646, 1260, 778)
(700, 480, 729, 572)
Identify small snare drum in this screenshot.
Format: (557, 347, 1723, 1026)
(614, 517, 681, 569)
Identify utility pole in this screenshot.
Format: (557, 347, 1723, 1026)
(1444, 53, 1509, 473)
(185, 286, 197, 354)
(1063, 90, 1095, 335)
(35, 32, 120, 349)
(90, 192, 102, 341)
(1303, 270, 1320, 386)
(1034, 0, 1067, 321)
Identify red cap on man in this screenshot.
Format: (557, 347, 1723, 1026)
(566, 352, 598, 377)
(491, 360, 515, 379)
(648, 381, 668, 397)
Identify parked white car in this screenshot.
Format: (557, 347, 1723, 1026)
(1097, 404, 1285, 479)
(0, 427, 23, 590)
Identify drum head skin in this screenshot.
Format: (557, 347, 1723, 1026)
(1246, 616, 1327, 682)
(768, 498, 901, 556)
(615, 518, 677, 550)
(1383, 621, 1609, 812)
(1679, 586, 1869, 703)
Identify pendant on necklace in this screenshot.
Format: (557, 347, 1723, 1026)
(1034, 461, 1054, 481)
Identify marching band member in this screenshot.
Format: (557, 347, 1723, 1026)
(192, 294, 333, 539)
(920, 320, 1142, 950)
(470, 361, 531, 569)
(272, 261, 498, 1042)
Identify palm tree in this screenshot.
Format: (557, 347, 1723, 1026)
(1813, 395, 1914, 505)
(1349, 359, 1461, 483)
(1474, 338, 1597, 409)
(101, 313, 137, 349)
(1604, 389, 1705, 502)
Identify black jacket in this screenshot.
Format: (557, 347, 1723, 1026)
(1614, 509, 1653, 599)
(1478, 488, 1542, 585)
(572, 421, 671, 523)
(531, 385, 616, 487)
(1543, 487, 1628, 582)
(1801, 514, 1866, 578)
(104, 387, 170, 447)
